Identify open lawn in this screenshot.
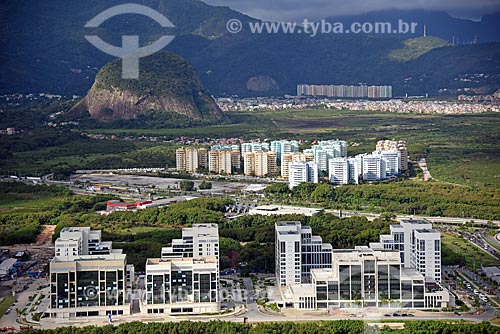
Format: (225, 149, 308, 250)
(441, 232, 500, 269)
(0, 296, 15, 319)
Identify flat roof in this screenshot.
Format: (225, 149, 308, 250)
(147, 257, 217, 265)
(0, 258, 17, 270)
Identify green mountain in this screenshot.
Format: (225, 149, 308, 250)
(1, 0, 499, 97)
(71, 52, 223, 124)
(389, 36, 451, 62)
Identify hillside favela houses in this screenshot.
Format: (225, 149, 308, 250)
(275, 219, 451, 310)
(176, 139, 408, 188)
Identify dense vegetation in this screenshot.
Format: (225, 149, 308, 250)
(0, 182, 115, 245)
(265, 181, 500, 220)
(20, 320, 500, 334)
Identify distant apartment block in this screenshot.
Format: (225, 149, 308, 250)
(176, 147, 208, 173)
(297, 84, 392, 99)
(208, 146, 241, 174)
(305, 140, 348, 174)
(281, 152, 314, 179)
(376, 140, 409, 171)
(241, 142, 270, 156)
(270, 140, 299, 163)
(275, 221, 332, 287)
(49, 227, 133, 318)
(243, 151, 278, 177)
(288, 161, 319, 188)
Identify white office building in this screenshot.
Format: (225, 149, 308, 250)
(371, 219, 441, 283)
(279, 220, 450, 310)
(144, 257, 219, 315)
(49, 227, 132, 319)
(329, 158, 349, 185)
(161, 224, 219, 274)
(275, 221, 332, 287)
(288, 161, 318, 188)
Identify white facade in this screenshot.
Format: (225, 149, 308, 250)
(144, 257, 219, 315)
(161, 224, 220, 274)
(329, 158, 349, 185)
(49, 228, 131, 319)
(280, 221, 450, 310)
(373, 150, 401, 177)
(288, 161, 318, 188)
(373, 219, 441, 283)
(275, 221, 332, 287)
(361, 153, 387, 181)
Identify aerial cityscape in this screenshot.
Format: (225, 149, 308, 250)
(0, 0, 499, 334)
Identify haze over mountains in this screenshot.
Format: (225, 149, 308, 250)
(1, 0, 499, 97)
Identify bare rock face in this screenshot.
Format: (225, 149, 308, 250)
(246, 75, 279, 92)
(71, 52, 223, 123)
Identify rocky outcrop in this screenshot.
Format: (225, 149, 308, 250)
(71, 52, 223, 123)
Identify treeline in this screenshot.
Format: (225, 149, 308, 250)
(265, 181, 500, 220)
(0, 182, 115, 245)
(21, 320, 500, 334)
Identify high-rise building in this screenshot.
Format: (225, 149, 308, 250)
(361, 153, 387, 181)
(209, 145, 241, 173)
(373, 150, 401, 177)
(243, 152, 277, 177)
(279, 220, 450, 310)
(241, 142, 270, 156)
(271, 140, 299, 163)
(329, 158, 349, 185)
(275, 221, 332, 287)
(176, 148, 208, 173)
(145, 224, 220, 315)
(280, 152, 313, 179)
(288, 161, 318, 188)
(376, 140, 408, 171)
(144, 257, 219, 315)
(373, 219, 441, 282)
(49, 227, 132, 318)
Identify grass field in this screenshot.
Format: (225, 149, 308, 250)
(441, 232, 500, 269)
(0, 296, 15, 319)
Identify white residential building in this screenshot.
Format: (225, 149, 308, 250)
(373, 150, 401, 177)
(361, 153, 387, 181)
(329, 158, 349, 185)
(288, 161, 318, 188)
(376, 140, 408, 171)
